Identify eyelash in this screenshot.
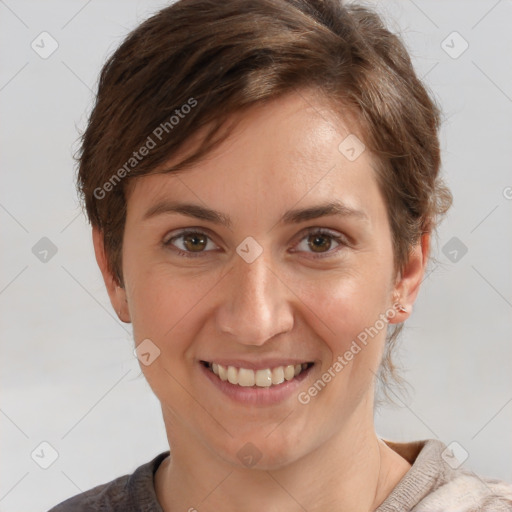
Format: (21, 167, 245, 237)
(163, 227, 348, 260)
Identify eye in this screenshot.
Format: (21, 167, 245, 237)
(164, 230, 219, 258)
(293, 227, 347, 259)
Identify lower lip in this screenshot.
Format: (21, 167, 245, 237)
(199, 363, 314, 406)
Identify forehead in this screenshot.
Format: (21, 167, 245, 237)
(125, 90, 383, 224)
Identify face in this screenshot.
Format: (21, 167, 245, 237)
(96, 90, 424, 470)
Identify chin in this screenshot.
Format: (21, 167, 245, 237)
(218, 434, 306, 471)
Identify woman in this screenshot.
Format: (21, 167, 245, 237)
(49, 0, 512, 510)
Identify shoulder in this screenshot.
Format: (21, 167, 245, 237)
(47, 451, 170, 512)
(414, 471, 512, 512)
(48, 475, 129, 512)
(377, 438, 512, 512)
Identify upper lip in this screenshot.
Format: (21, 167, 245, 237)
(200, 359, 314, 371)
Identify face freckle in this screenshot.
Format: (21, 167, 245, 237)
(120, 90, 398, 468)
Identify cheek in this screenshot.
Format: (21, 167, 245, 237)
(306, 258, 392, 331)
(128, 268, 207, 340)
(126, 269, 214, 404)
(300, 262, 392, 381)
(124, 253, 225, 374)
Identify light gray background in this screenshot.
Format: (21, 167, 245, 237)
(1, 0, 511, 510)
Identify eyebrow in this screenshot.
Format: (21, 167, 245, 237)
(142, 200, 368, 227)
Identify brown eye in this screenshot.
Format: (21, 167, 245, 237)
(307, 233, 333, 253)
(182, 232, 208, 252)
(293, 228, 347, 259)
(164, 230, 218, 258)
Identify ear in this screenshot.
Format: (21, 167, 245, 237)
(388, 232, 430, 325)
(92, 226, 131, 323)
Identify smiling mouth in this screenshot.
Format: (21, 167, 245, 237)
(200, 361, 314, 388)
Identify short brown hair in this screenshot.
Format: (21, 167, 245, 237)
(77, 0, 452, 398)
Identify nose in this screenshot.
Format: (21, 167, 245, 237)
(215, 249, 294, 346)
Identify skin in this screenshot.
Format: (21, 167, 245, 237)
(93, 89, 429, 512)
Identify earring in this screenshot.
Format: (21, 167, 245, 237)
(396, 303, 408, 313)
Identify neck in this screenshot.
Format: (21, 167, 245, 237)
(155, 407, 411, 512)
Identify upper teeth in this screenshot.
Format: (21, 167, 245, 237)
(209, 363, 309, 387)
